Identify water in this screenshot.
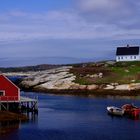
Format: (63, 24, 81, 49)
(1, 92, 140, 140)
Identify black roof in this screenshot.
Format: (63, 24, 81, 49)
(116, 46, 139, 55)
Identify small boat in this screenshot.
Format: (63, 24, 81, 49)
(122, 104, 140, 118)
(107, 106, 124, 116)
(122, 104, 138, 111)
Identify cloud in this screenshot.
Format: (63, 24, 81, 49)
(0, 1, 140, 65)
(78, 0, 122, 12)
(0, 10, 120, 42)
(0, 0, 140, 44)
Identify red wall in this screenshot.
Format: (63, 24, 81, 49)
(0, 75, 19, 101)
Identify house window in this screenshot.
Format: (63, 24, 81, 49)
(134, 56, 136, 59)
(121, 56, 123, 59)
(118, 56, 120, 60)
(130, 56, 133, 59)
(0, 91, 4, 96)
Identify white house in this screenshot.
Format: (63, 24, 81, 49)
(116, 45, 140, 62)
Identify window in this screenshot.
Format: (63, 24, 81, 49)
(134, 56, 136, 59)
(121, 56, 123, 59)
(130, 56, 133, 59)
(118, 56, 120, 59)
(0, 91, 4, 96)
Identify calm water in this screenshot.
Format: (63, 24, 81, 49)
(1, 92, 140, 140)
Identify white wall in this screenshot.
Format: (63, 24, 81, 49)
(116, 55, 140, 62)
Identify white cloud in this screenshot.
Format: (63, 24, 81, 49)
(78, 0, 122, 12)
(0, 5, 140, 44)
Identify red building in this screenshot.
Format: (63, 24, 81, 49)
(0, 74, 20, 102)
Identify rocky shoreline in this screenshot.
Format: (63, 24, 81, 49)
(4, 65, 140, 96)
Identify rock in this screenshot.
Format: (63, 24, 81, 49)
(110, 83, 119, 86)
(105, 61, 116, 65)
(104, 85, 114, 90)
(69, 84, 80, 89)
(129, 83, 140, 90)
(115, 84, 130, 90)
(98, 73, 103, 78)
(87, 84, 98, 90)
(115, 83, 140, 91)
(86, 73, 103, 78)
(20, 66, 76, 90)
(69, 84, 87, 90)
(131, 80, 136, 82)
(125, 69, 129, 73)
(79, 85, 87, 90)
(88, 74, 98, 78)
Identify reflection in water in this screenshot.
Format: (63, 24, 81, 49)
(0, 112, 38, 137)
(26, 112, 38, 123)
(0, 121, 19, 136)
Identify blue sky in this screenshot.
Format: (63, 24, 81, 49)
(0, 0, 72, 11)
(0, 0, 140, 67)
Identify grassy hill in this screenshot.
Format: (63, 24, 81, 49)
(1, 61, 140, 85)
(70, 61, 140, 85)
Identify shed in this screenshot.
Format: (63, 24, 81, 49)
(0, 74, 20, 102)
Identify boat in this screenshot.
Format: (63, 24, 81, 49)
(122, 104, 140, 118)
(107, 106, 124, 116)
(122, 104, 138, 111)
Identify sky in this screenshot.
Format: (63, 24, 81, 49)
(0, 0, 140, 67)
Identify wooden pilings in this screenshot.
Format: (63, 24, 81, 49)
(0, 96, 38, 114)
(20, 100, 38, 114)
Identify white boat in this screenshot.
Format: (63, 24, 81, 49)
(107, 106, 124, 116)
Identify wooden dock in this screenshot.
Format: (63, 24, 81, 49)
(0, 96, 38, 114)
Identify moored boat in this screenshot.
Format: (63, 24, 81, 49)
(122, 104, 140, 118)
(107, 106, 124, 116)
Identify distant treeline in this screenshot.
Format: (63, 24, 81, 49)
(0, 64, 61, 72)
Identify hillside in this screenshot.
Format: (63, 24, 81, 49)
(2, 61, 140, 96)
(71, 61, 140, 85)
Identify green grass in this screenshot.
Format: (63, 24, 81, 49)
(74, 77, 94, 85)
(111, 66, 140, 75)
(72, 61, 140, 85)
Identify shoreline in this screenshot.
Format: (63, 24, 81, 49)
(22, 88, 140, 97)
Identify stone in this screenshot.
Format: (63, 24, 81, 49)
(110, 83, 119, 86)
(105, 61, 116, 65)
(104, 85, 114, 90)
(125, 69, 129, 73)
(98, 73, 103, 78)
(78, 85, 87, 90)
(115, 84, 130, 90)
(87, 84, 98, 90)
(19, 66, 76, 90)
(129, 83, 140, 90)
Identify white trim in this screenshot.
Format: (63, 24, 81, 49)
(116, 55, 140, 62)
